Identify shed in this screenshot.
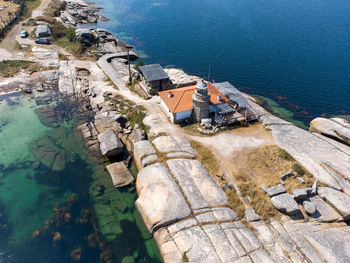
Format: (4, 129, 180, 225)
(139, 64, 170, 92)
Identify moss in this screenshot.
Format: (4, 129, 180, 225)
(182, 253, 189, 262)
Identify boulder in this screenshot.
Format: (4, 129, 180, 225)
(317, 187, 350, 221)
(266, 184, 286, 197)
(75, 28, 96, 46)
(106, 162, 134, 188)
(270, 193, 301, 216)
(280, 169, 293, 181)
(97, 129, 124, 157)
(245, 206, 260, 222)
(135, 163, 191, 233)
(34, 25, 52, 38)
(310, 117, 350, 145)
(293, 188, 308, 202)
(303, 199, 316, 216)
(310, 196, 342, 222)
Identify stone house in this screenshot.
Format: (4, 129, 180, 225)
(139, 64, 170, 93)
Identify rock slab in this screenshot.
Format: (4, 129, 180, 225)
(135, 163, 191, 233)
(97, 129, 124, 157)
(271, 193, 301, 216)
(317, 187, 350, 221)
(106, 162, 134, 188)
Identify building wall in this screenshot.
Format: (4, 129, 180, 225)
(160, 99, 175, 123)
(175, 109, 192, 123)
(148, 79, 170, 92)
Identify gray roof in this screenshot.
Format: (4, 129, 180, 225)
(139, 64, 169, 82)
(209, 103, 235, 115)
(213, 82, 250, 109)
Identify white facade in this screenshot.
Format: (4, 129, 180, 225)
(160, 99, 192, 123)
(175, 110, 192, 122)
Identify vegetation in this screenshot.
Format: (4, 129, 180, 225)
(125, 108, 150, 134)
(134, 60, 144, 73)
(44, 0, 67, 17)
(229, 145, 313, 221)
(0, 60, 40, 77)
(189, 139, 222, 178)
(21, 0, 41, 19)
(226, 188, 245, 219)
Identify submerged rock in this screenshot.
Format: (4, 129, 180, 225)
(30, 136, 66, 171)
(35, 106, 64, 128)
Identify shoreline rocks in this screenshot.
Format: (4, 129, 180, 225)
(97, 129, 124, 157)
(106, 162, 134, 188)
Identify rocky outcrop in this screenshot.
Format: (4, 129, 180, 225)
(167, 159, 228, 211)
(97, 129, 124, 157)
(106, 162, 134, 188)
(58, 61, 77, 95)
(133, 140, 158, 170)
(317, 187, 350, 221)
(163, 68, 200, 89)
(34, 25, 52, 38)
(76, 28, 96, 46)
(135, 163, 191, 233)
(259, 112, 350, 195)
(153, 136, 197, 159)
(59, 1, 100, 28)
(245, 207, 260, 222)
(310, 117, 350, 145)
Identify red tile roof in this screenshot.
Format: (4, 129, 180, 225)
(159, 83, 229, 113)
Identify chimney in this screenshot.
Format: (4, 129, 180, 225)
(217, 95, 222, 101)
(167, 92, 173, 98)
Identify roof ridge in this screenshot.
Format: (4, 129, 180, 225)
(173, 89, 187, 113)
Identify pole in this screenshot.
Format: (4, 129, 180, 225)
(127, 49, 132, 85)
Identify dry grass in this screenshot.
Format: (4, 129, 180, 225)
(226, 188, 245, 219)
(229, 145, 313, 221)
(0, 0, 19, 22)
(189, 139, 222, 179)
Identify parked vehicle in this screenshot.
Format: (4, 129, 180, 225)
(35, 37, 50, 45)
(20, 30, 28, 38)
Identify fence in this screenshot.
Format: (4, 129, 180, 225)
(0, 0, 26, 38)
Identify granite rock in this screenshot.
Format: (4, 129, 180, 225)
(133, 140, 158, 169)
(310, 117, 350, 145)
(245, 206, 260, 222)
(97, 129, 124, 157)
(317, 187, 350, 221)
(135, 163, 191, 233)
(303, 199, 316, 216)
(266, 184, 286, 197)
(293, 188, 308, 202)
(270, 193, 301, 216)
(106, 162, 134, 188)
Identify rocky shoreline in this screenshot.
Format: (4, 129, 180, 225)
(1, 0, 350, 262)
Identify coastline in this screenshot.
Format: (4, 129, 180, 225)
(1, 0, 350, 262)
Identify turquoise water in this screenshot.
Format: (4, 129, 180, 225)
(91, 0, 350, 125)
(0, 92, 161, 263)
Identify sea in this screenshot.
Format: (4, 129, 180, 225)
(91, 0, 350, 128)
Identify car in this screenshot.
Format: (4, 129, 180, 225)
(35, 37, 50, 45)
(20, 30, 28, 38)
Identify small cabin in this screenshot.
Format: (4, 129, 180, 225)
(139, 64, 170, 93)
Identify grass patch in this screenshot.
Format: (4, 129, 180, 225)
(229, 145, 314, 221)
(226, 188, 245, 219)
(21, 0, 41, 19)
(106, 77, 118, 90)
(0, 60, 40, 77)
(125, 109, 150, 134)
(189, 139, 222, 178)
(44, 0, 66, 17)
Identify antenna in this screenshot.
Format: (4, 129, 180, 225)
(207, 64, 211, 82)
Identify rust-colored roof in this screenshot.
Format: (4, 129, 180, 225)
(159, 83, 229, 113)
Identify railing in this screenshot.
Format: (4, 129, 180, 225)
(0, 0, 26, 38)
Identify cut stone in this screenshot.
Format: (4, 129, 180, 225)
(293, 188, 308, 202)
